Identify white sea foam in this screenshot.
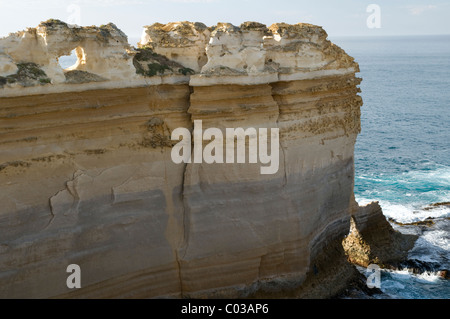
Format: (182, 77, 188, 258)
(355, 196, 450, 223)
(382, 202, 450, 223)
(408, 225, 450, 266)
(415, 272, 443, 283)
(377, 269, 449, 299)
(355, 166, 450, 220)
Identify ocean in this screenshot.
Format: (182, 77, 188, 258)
(59, 35, 450, 299)
(332, 35, 450, 299)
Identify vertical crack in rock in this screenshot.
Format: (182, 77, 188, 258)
(176, 162, 189, 297)
(46, 171, 83, 230)
(172, 85, 194, 297)
(270, 82, 288, 188)
(163, 151, 188, 297)
(46, 195, 56, 229)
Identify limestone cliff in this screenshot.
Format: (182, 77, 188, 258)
(1, 20, 365, 298)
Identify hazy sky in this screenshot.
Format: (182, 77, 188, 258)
(1, 0, 449, 40)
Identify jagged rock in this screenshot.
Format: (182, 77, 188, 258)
(423, 201, 450, 210)
(343, 202, 419, 267)
(139, 21, 211, 73)
(438, 270, 449, 279)
(388, 217, 435, 227)
(133, 47, 193, 77)
(397, 259, 442, 274)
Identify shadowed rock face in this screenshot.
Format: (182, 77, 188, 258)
(0, 20, 369, 298)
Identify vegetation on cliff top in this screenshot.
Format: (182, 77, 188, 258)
(40, 19, 69, 28)
(133, 46, 194, 77)
(0, 62, 51, 87)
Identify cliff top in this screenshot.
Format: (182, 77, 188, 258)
(0, 19, 359, 95)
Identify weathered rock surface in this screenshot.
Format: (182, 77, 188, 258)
(0, 20, 369, 298)
(342, 202, 419, 267)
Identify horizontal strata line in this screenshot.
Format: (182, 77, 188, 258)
(271, 85, 361, 97)
(0, 92, 189, 113)
(278, 68, 357, 82)
(0, 68, 355, 98)
(0, 114, 171, 142)
(188, 95, 276, 105)
(189, 68, 356, 87)
(0, 103, 360, 141)
(0, 106, 188, 119)
(0, 68, 357, 99)
(53, 267, 178, 298)
(188, 102, 278, 111)
(190, 93, 274, 103)
(0, 76, 191, 98)
(0, 106, 186, 128)
(0, 98, 189, 114)
(276, 96, 362, 111)
(279, 109, 355, 121)
(272, 76, 360, 87)
(272, 91, 361, 107)
(179, 241, 309, 269)
(186, 89, 360, 110)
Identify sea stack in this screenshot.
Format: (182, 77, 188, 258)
(1, 20, 365, 298)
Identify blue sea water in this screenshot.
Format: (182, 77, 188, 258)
(332, 35, 450, 299)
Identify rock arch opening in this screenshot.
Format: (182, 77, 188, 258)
(57, 46, 85, 71)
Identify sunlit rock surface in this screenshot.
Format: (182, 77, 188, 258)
(0, 20, 367, 298)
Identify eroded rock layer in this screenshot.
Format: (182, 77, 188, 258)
(1, 20, 364, 298)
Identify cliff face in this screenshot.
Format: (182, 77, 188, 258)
(0, 20, 363, 298)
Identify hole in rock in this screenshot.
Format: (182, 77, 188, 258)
(57, 47, 85, 71)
